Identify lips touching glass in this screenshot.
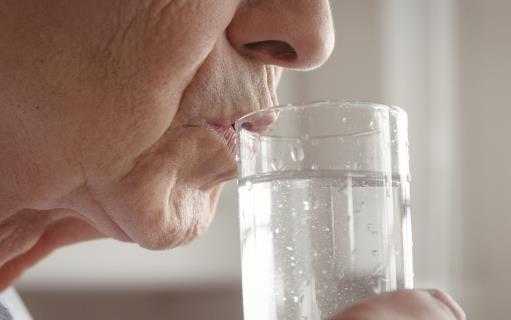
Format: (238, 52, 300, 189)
(235, 101, 413, 320)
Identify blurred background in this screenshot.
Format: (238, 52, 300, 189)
(16, 0, 511, 319)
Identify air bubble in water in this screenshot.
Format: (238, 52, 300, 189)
(303, 200, 311, 210)
(290, 144, 305, 162)
(373, 282, 382, 294)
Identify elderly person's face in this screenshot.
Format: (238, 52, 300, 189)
(0, 0, 333, 287)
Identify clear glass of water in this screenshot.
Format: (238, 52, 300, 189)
(236, 101, 413, 320)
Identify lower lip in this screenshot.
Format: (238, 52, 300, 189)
(205, 124, 237, 157)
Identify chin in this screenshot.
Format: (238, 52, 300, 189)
(125, 182, 225, 251)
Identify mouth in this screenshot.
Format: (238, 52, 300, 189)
(202, 122, 237, 158)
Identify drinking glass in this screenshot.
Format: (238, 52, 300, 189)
(236, 101, 413, 320)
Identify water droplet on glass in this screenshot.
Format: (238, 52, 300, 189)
(286, 246, 293, 252)
(372, 249, 378, 256)
(311, 163, 319, 170)
(407, 174, 412, 183)
(372, 264, 385, 276)
(341, 117, 347, 123)
(274, 228, 280, 234)
(272, 182, 280, 192)
(369, 121, 375, 129)
(290, 143, 305, 162)
(245, 181, 252, 190)
(321, 270, 328, 275)
(345, 163, 351, 170)
(303, 200, 311, 210)
(367, 223, 379, 235)
(323, 227, 331, 232)
(293, 296, 300, 303)
(271, 157, 285, 171)
(312, 198, 321, 210)
(282, 297, 287, 302)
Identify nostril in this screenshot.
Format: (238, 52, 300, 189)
(245, 40, 298, 62)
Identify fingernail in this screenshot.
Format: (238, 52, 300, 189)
(427, 289, 466, 320)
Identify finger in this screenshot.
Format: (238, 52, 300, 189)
(332, 289, 466, 320)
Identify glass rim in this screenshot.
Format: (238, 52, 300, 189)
(235, 100, 405, 132)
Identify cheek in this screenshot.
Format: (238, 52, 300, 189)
(76, 127, 235, 250)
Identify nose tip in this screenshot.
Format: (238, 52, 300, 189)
(227, 0, 335, 70)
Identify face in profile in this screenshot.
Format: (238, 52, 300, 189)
(0, 0, 334, 287)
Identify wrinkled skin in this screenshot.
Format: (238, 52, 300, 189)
(0, 1, 465, 319)
(0, 0, 334, 289)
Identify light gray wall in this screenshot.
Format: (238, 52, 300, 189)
(459, 1, 511, 318)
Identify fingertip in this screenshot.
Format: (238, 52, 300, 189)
(426, 289, 466, 320)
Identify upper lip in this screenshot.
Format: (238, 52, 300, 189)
(204, 111, 252, 129)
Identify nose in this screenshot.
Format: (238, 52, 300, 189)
(227, 0, 335, 70)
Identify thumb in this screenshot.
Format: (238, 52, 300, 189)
(333, 289, 466, 320)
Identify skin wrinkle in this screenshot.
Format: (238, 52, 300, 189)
(120, 65, 208, 185)
(0, 0, 336, 288)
